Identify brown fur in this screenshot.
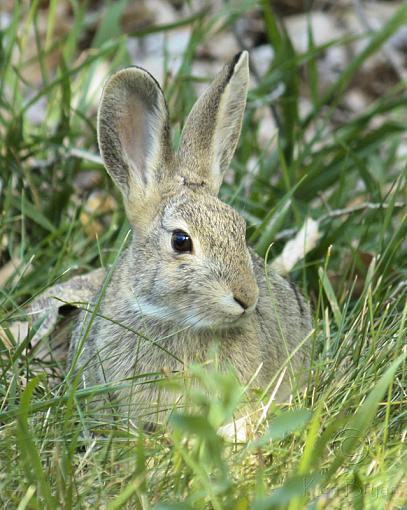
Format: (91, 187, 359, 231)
(68, 52, 312, 421)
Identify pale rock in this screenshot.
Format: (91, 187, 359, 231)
(320, 44, 347, 80)
(285, 12, 343, 54)
(127, 27, 191, 83)
(343, 1, 402, 35)
(0, 11, 11, 30)
(142, 0, 177, 26)
(299, 97, 313, 119)
(191, 59, 228, 96)
(74, 171, 103, 191)
(26, 97, 48, 126)
(256, 108, 278, 154)
(343, 89, 369, 115)
(390, 25, 407, 51)
(234, 15, 264, 49)
(199, 32, 240, 61)
(251, 44, 274, 77)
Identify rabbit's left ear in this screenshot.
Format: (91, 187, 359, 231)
(97, 67, 173, 226)
(177, 51, 249, 195)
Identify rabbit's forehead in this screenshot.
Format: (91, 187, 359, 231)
(162, 194, 246, 241)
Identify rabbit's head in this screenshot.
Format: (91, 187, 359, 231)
(98, 52, 259, 330)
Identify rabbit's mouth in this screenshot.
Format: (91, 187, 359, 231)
(185, 296, 257, 330)
(217, 293, 257, 319)
(182, 312, 253, 331)
(222, 308, 256, 327)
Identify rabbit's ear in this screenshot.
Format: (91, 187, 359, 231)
(177, 51, 249, 195)
(98, 67, 172, 223)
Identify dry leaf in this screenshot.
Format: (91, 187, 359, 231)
(74, 170, 103, 191)
(1, 267, 105, 364)
(0, 257, 23, 287)
(28, 268, 105, 347)
(84, 191, 117, 215)
(0, 322, 29, 350)
(272, 218, 320, 276)
(79, 191, 117, 238)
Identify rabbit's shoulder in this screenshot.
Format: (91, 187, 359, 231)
(249, 248, 312, 336)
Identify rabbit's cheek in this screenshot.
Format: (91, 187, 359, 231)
(132, 297, 171, 321)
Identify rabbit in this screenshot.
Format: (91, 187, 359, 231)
(68, 51, 312, 422)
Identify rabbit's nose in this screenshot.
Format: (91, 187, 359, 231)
(232, 284, 259, 313)
(233, 296, 248, 309)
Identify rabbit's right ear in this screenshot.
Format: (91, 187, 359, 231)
(98, 67, 173, 226)
(176, 52, 249, 195)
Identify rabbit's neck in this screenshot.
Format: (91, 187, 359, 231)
(115, 309, 262, 383)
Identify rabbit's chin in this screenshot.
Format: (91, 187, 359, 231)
(182, 312, 250, 331)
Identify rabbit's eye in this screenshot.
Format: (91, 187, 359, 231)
(171, 230, 192, 253)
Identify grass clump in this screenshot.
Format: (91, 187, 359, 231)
(0, 2, 406, 509)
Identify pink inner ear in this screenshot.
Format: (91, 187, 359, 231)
(118, 95, 149, 179)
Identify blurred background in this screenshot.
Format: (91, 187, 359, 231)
(0, 0, 406, 308)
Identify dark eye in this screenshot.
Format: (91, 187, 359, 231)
(171, 230, 192, 253)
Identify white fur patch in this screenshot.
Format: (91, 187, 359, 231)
(219, 293, 245, 315)
(134, 298, 171, 321)
(183, 313, 214, 329)
(134, 297, 212, 328)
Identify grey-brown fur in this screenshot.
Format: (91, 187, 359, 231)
(68, 52, 312, 421)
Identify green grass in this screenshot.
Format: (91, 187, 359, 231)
(0, 1, 406, 509)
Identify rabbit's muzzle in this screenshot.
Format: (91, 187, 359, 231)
(230, 279, 259, 314)
(219, 261, 259, 320)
